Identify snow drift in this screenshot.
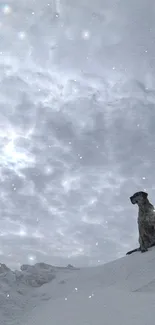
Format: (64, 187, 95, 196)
(2, 248, 155, 325)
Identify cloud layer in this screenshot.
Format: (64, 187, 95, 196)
(0, 0, 155, 268)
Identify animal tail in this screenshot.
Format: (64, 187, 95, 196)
(126, 242, 155, 255)
(126, 247, 140, 255)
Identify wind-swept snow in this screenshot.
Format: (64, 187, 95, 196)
(1, 249, 155, 324)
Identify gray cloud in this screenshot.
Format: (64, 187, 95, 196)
(0, 0, 155, 269)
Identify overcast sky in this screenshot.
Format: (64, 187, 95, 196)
(0, 0, 155, 269)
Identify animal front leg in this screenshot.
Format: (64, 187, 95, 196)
(139, 233, 148, 252)
(141, 246, 148, 253)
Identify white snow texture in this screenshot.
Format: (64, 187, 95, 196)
(1, 249, 155, 324)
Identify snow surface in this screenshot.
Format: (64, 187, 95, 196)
(2, 249, 155, 325)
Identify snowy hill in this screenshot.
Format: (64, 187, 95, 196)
(2, 249, 155, 325)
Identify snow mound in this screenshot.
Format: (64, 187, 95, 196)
(3, 249, 155, 325)
(22, 248, 155, 325)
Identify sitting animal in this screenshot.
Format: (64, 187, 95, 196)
(126, 191, 155, 255)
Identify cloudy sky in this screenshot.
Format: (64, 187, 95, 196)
(0, 0, 155, 269)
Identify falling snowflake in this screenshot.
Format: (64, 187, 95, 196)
(81, 30, 90, 40)
(2, 5, 12, 14)
(28, 255, 36, 263)
(18, 31, 26, 40)
(19, 229, 27, 237)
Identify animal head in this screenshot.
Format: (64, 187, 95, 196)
(130, 191, 148, 205)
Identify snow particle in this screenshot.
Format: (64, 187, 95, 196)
(65, 297, 67, 301)
(96, 242, 99, 246)
(12, 183, 16, 191)
(44, 166, 53, 175)
(18, 31, 26, 40)
(75, 287, 78, 291)
(6, 294, 10, 298)
(19, 229, 27, 237)
(81, 30, 90, 40)
(142, 177, 146, 180)
(2, 5, 12, 14)
(88, 292, 94, 299)
(28, 255, 36, 263)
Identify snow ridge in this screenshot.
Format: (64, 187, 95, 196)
(0, 262, 80, 325)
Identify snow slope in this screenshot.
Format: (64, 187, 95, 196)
(2, 249, 155, 325)
(22, 248, 155, 325)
